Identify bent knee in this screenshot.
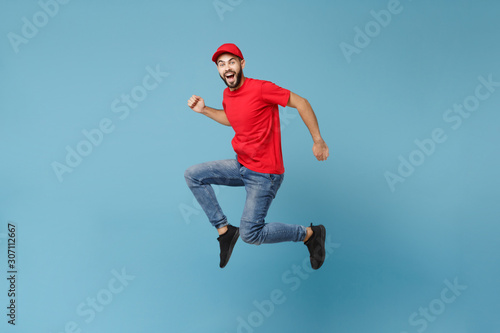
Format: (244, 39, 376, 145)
(240, 225, 263, 245)
(184, 165, 199, 182)
(184, 166, 193, 178)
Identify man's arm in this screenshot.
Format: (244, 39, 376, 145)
(287, 92, 329, 161)
(187, 95, 231, 126)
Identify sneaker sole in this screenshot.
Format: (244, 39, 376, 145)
(313, 225, 326, 270)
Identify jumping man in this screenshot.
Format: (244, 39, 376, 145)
(184, 43, 329, 269)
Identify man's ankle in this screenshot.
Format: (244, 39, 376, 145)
(303, 227, 313, 243)
(218, 226, 229, 236)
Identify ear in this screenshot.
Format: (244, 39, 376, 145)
(240, 58, 246, 69)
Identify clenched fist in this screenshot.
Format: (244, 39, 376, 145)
(313, 140, 329, 161)
(187, 95, 205, 113)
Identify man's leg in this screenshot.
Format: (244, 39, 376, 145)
(184, 159, 244, 228)
(238, 165, 326, 269)
(238, 165, 307, 244)
(184, 159, 244, 268)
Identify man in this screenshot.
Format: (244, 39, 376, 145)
(184, 43, 329, 269)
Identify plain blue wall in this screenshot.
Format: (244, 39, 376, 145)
(1, 0, 499, 332)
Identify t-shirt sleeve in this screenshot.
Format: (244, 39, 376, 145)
(261, 81, 290, 107)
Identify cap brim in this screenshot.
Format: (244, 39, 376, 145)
(212, 51, 225, 63)
(212, 51, 242, 63)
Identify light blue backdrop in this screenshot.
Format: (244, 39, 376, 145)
(1, 0, 499, 332)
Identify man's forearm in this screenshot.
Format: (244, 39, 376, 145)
(202, 106, 231, 126)
(293, 97, 329, 161)
(295, 99, 324, 143)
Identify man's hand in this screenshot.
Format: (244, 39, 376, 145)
(186, 95, 231, 126)
(287, 92, 329, 162)
(187, 95, 205, 113)
(313, 139, 329, 161)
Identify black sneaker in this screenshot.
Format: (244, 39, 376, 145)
(217, 225, 239, 268)
(304, 223, 326, 270)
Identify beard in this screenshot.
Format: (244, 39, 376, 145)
(220, 69, 243, 89)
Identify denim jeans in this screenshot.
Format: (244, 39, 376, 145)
(184, 159, 307, 245)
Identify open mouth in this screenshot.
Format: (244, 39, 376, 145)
(225, 72, 236, 84)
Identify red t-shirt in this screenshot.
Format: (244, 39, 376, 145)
(223, 78, 290, 174)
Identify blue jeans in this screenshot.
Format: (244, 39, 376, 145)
(184, 159, 307, 245)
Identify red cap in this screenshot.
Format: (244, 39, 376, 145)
(212, 43, 244, 63)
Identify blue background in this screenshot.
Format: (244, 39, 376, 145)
(1, 0, 499, 332)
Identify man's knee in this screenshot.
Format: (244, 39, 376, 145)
(184, 166, 193, 180)
(184, 165, 200, 184)
(240, 230, 260, 245)
(240, 222, 263, 245)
